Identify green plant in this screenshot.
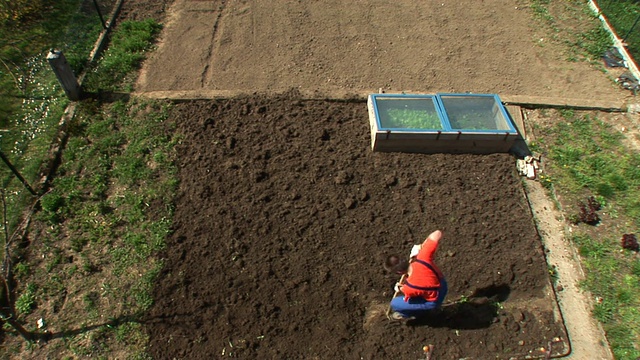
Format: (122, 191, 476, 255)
(13, 262, 29, 278)
(548, 265, 559, 285)
(385, 108, 442, 129)
(448, 112, 497, 130)
(82, 19, 162, 93)
(40, 192, 65, 213)
(537, 109, 640, 358)
(15, 283, 37, 315)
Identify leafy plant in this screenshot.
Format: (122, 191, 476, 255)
(575, 196, 601, 225)
(15, 283, 37, 315)
(448, 112, 497, 130)
(621, 234, 639, 252)
(38, 192, 67, 224)
(385, 108, 442, 129)
(13, 262, 30, 278)
(537, 108, 640, 358)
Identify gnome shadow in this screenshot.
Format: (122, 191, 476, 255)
(411, 284, 511, 330)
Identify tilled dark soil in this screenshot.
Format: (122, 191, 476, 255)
(144, 93, 568, 359)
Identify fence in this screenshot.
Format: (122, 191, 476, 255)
(595, 0, 640, 65)
(0, 0, 119, 237)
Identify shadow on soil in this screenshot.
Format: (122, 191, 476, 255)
(412, 284, 510, 330)
(2, 315, 142, 344)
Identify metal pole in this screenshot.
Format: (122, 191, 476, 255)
(0, 150, 37, 196)
(92, 0, 107, 29)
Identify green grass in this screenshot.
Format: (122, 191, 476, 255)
(23, 95, 176, 356)
(534, 110, 640, 359)
(82, 19, 162, 93)
(0, 0, 112, 254)
(1, 10, 171, 357)
(597, 0, 640, 64)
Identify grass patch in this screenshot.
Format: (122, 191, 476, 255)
(597, 0, 640, 64)
(82, 19, 162, 93)
(533, 109, 640, 359)
(2, 14, 173, 358)
(1, 0, 114, 254)
(16, 96, 177, 358)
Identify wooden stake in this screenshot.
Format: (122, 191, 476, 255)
(47, 50, 81, 101)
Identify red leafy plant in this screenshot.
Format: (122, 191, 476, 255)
(621, 234, 639, 252)
(577, 196, 601, 225)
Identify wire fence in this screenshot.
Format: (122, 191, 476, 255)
(596, 0, 640, 64)
(0, 0, 118, 239)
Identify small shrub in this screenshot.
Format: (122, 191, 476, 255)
(12, 262, 29, 278)
(40, 192, 64, 213)
(40, 192, 66, 223)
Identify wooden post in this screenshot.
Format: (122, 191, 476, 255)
(47, 49, 81, 101)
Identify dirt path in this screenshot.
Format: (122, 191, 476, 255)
(135, 0, 633, 106)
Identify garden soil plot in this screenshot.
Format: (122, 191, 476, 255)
(144, 93, 568, 359)
(134, 0, 633, 105)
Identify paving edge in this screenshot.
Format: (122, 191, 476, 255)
(134, 89, 635, 112)
(520, 108, 614, 360)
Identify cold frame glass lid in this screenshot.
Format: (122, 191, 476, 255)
(438, 94, 514, 131)
(373, 95, 445, 130)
